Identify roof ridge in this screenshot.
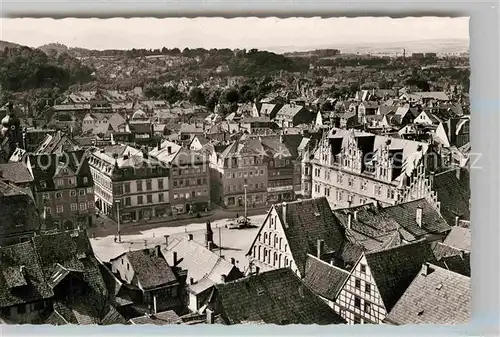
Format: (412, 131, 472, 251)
(306, 254, 350, 275)
(366, 238, 427, 256)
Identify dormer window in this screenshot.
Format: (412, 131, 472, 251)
(40, 181, 47, 188)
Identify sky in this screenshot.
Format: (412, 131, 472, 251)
(0, 17, 469, 52)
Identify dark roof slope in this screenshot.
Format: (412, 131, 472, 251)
(0, 242, 54, 308)
(124, 249, 177, 289)
(213, 268, 345, 325)
(433, 168, 470, 225)
(365, 239, 436, 312)
(0, 162, 33, 184)
(129, 310, 182, 325)
(385, 264, 471, 324)
(303, 254, 349, 301)
(274, 197, 347, 275)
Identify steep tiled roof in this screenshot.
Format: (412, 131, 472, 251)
(433, 168, 470, 225)
(129, 310, 182, 325)
(0, 242, 54, 308)
(364, 239, 436, 312)
(162, 237, 239, 285)
(385, 264, 471, 324)
(432, 242, 471, 277)
(34, 132, 80, 154)
(273, 197, 348, 275)
(303, 254, 349, 301)
(115, 249, 177, 290)
(213, 268, 346, 325)
(442, 227, 471, 252)
(0, 162, 33, 184)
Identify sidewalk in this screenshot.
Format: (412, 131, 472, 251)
(87, 204, 269, 238)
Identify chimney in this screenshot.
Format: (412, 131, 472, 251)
(230, 257, 235, 265)
(153, 295, 157, 314)
(167, 146, 172, 154)
(455, 216, 460, 227)
(347, 213, 352, 229)
(164, 235, 169, 247)
(317, 239, 324, 259)
(456, 167, 461, 180)
(421, 262, 430, 276)
(220, 274, 226, 283)
(429, 171, 435, 189)
(155, 245, 161, 257)
(282, 202, 288, 226)
(189, 277, 194, 285)
(206, 308, 214, 324)
(207, 241, 214, 251)
(173, 251, 178, 266)
(353, 210, 358, 221)
(416, 207, 423, 228)
(187, 233, 193, 241)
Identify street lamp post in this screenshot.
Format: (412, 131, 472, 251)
(115, 199, 121, 243)
(243, 184, 248, 222)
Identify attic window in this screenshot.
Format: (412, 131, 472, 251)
(436, 283, 443, 290)
(40, 181, 47, 188)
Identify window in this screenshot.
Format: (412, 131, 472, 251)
(158, 179, 164, 190)
(127, 263, 130, 271)
(147, 195, 153, 204)
(146, 180, 152, 190)
(136, 181, 143, 192)
(68, 178, 75, 185)
(355, 279, 361, 289)
(360, 180, 367, 191)
(354, 296, 361, 309)
(42, 193, 50, 200)
(83, 177, 89, 184)
(324, 187, 330, 197)
(360, 264, 366, 273)
(173, 193, 178, 200)
(57, 179, 64, 187)
(365, 283, 371, 295)
(78, 189, 85, 196)
(40, 181, 47, 188)
(138, 196, 143, 204)
(88, 201, 94, 209)
(125, 197, 131, 206)
(80, 203, 87, 210)
(124, 183, 130, 193)
(364, 302, 371, 313)
(57, 205, 64, 213)
(45, 207, 51, 215)
(86, 187, 93, 194)
(71, 203, 77, 211)
(348, 178, 354, 188)
(159, 193, 164, 203)
(55, 192, 62, 199)
(353, 315, 361, 324)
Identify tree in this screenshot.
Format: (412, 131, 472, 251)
(220, 88, 239, 104)
(188, 87, 206, 106)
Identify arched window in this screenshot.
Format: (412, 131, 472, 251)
(274, 252, 278, 266)
(253, 246, 256, 258)
(278, 254, 282, 268)
(264, 248, 267, 260)
(279, 238, 282, 250)
(264, 233, 268, 244)
(285, 256, 288, 266)
(267, 250, 271, 264)
(268, 233, 272, 246)
(258, 246, 261, 260)
(285, 244, 288, 252)
(274, 234, 278, 248)
(258, 234, 261, 242)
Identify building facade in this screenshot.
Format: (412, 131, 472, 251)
(29, 150, 96, 231)
(209, 139, 268, 209)
(149, 140, 211, 215)
(89, 145, 170, 223)
(310, 128, 440, 210)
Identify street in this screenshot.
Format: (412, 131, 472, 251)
(90, 213, 266, 273)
